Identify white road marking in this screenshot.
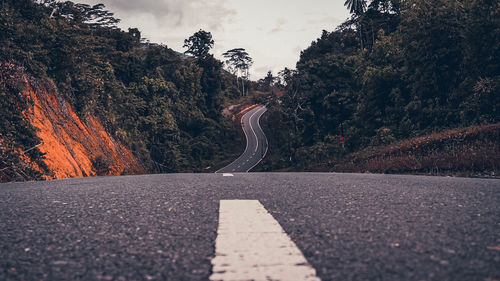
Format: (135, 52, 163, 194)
(248, 108, 260, 153)
(210, 200, 321, 281)
(246, 107, 269, 172)
(256, 108, 269, 158)
(222, 173, 234, 177)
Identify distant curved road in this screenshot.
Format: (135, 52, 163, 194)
(217, 105, 268, 173)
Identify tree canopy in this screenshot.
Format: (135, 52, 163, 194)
(0, 0, 242, 180)
(344, 0, 367, 15)
(183, 29, 214, 59)
(262, 0, 500, 170)
(222, 48, 253, 95)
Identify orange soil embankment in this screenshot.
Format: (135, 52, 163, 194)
(25, 86, 143, 179)
(232, 104, 258, 122)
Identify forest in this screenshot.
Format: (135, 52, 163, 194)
(1, 0, 499, 180)
(261, 0, 499, 171)
(0, 0, 246, 181)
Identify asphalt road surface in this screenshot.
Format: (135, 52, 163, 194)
(217, 105, 268, 173)
(1, 173, 499, 280)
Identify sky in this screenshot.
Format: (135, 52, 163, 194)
(76, 0, 351, 80)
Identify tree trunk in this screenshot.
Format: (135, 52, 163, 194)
(371, 23, 375, 49)
(359, 24, 364, 49)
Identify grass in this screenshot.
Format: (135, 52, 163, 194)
(312, 123, 500, 178)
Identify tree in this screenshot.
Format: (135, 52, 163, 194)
(258, 71, 276, 92)
(83, 4, 121, 29)
(183, 29, 214, 59)
(222, 48, 253, 96)
(344, 0, 367, 15)
(278, 67, 297, 87)
(344, 0, 367, 49)
(128, 28, 141, 44)
(1, 0, 241, 176)
(39, 1, 120, 28)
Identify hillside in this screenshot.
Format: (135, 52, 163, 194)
(261, 0, 499, 173)
(2, 0, 499, 180)
(308, 124, 499, 177)
(27, 78, 143, 178)
(0, 0, 243, 182)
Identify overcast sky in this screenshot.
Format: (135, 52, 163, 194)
(76, 0, 350, 80)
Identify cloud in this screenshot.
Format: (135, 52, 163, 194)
(271, 18, 288, 33)
(96, 0, 236, 31)
(75, 0, 352, 80)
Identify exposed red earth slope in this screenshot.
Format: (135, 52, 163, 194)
(24, 85, 143, 179)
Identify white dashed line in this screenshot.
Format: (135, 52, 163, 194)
(210, 200, 321, 281)
(222, 173, 234, 177)
(247, 108, 261, 154)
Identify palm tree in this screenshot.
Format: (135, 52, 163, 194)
(344, 0, 367, 15)
(344, 0, 367, 49)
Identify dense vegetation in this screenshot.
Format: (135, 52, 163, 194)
(262, 0, 500, 170)
(0, 0, 243, 179)
(0, 63, 50, 181)
(1, 0, 498, 179)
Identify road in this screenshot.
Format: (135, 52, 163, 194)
(217, 105, 268, 173)
(1, 173, 499, 280)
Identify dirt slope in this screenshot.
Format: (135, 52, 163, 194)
(25, 85, 143, 179)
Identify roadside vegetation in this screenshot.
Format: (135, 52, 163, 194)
(259, 0, 499, 176)
(2, 0, 498, 181)
(0, 0, 258, 181)
(329, 123, 500, 177)
(261, 123, 499, 177)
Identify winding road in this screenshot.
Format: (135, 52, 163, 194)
(217, 105, 268, 173)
